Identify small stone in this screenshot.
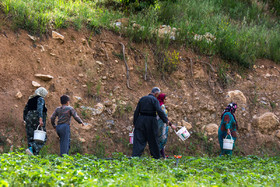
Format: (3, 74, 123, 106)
(15, 91, 23, 99)
(6, 139, 12, 144)
(104, 100, 113, 107)
(38, 45, 45, 52)
(102, 76, 107, 80)
(37, 58, 41, 63)
(74, 96, 82, 102)
(92, 103, 105, 115)
(276, 130, 280, 139)
(35, 74, 54, 81)
(112, 104, 117, 114)
(15, 105, 18, 108)
(52, 31, 64, 40)
(79, 137, 86, 143)
(182, 120, 192, 130)
(96, 61, 104, 66)
(78, 74, 84, 78)
(82, 85, 87, 88)
(27, 34, 37, 41)
(50, 53, 56, 56)
(32, 81, 41, 87)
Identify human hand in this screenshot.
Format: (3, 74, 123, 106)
(81, 123, 85, 126)
(227, 129, 231, 135)
(39, 118, 43, 127)
(171, 124, 177, 130)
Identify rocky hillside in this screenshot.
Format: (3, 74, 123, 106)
(0, 21, 280, 156)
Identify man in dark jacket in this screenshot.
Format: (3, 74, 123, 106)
(132, 87, 169, 159)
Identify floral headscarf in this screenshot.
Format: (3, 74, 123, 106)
(157, 93, 166, 106)
(29, 87, 48, 99)
(221, 102, 238, 129)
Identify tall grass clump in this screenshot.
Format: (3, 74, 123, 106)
(0, 0, 122, 34)
(1, 0, 280, 66)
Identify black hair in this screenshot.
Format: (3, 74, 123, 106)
(60, 95, 70, 104)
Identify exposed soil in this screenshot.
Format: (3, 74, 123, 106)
(0, 14, 279, 156)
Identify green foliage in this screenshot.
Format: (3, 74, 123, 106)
(262, 0, 280, 16)
(217, 61, 231, 88)
(93, 135, 106, 158)
(1, 0, 280, 67)
(0, 153, 280, 186)
(69, 138, 84, 155)
(163, 50, 180, 74)
(113, 100, 133, 118)
(81, 109, 90, 119)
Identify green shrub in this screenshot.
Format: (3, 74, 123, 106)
(162, 50, 180, 74)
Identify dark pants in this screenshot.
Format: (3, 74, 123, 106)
(25, 111, 47, 155)
(132, 115, 160, 159)
(56, 124, 71, 156)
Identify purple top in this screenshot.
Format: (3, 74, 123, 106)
(51, 106, 83, 127)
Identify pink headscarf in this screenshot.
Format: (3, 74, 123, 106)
(157, 93, 166, 106)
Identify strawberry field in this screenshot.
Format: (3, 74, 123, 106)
(0, 152, 280, 186)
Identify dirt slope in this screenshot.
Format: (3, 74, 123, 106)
(0, 21, 280, 156)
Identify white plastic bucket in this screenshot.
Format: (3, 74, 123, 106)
(176, 126, 190, 141)
(223, 135, 234, 150)
(129, 128, 134, 144)
(34, 125, 46, 142)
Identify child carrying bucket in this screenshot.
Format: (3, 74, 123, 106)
(50, 95, 85, 156)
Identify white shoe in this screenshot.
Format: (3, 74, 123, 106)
(25, 148, 34, 155)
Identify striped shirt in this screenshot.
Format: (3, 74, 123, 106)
(51, 106, 83, 127)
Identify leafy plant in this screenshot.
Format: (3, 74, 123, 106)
(162, 50, 180, 74)
(0, 153, 280, 186)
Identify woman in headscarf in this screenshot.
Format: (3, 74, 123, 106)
(23, 87, 48, 155)
(218, 102, 238, 156)
(157, 93, 171, 158)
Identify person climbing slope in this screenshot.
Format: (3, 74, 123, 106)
(23, 87, 48, 155)
(50, 95, 84, 156)
(218, 102, 238, 156)
(132, 87, 173, 159)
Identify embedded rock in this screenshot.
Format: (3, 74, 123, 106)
(253, 112, 279, 134)
(52, 31, 64, 40)
(204, 123, 219, 136)
(35, 74, 54, 81)
(32, 81, 41, 87)
(92, 103, 104, 116)
(226, 90, 247, 106)
(276, 130, 280, 139)
(15, 91, 23, 99)
(181, 120, 192, 130)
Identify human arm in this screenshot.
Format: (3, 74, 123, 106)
(37, 97, 45, 127)
(70, 108, 84, 125)
(23, 103, 28, 121)
(50, 108, 58, 129)
(133, 102, 140, 126)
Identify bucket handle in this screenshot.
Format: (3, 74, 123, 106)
(224, 134, 233, 140)
(36, 125, 43, 130)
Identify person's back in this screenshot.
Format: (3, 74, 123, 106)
(51, 106, 82, 126)
(132, 88, 169, 159)
(50, 95, 84, 156)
